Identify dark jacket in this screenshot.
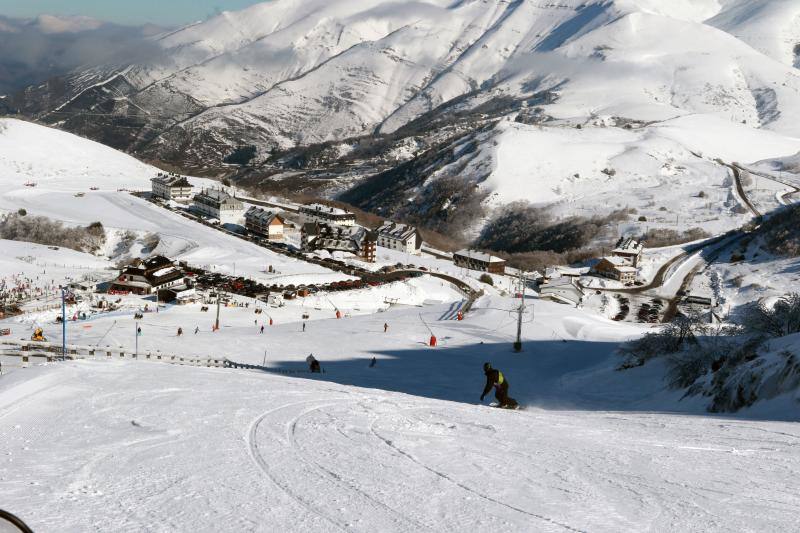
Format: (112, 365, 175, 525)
(482, 369, 506, 398)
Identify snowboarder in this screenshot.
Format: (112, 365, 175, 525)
(383, 322, 388, 333)
(306, 354, 321, 373)
(260, 325, 265, 334)
(194, 326, 199, 334)
(177, 327, 183, 337)
(480, 362, 518, 409)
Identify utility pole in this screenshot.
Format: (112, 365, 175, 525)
(61, 287, 67, 360)
(215, 292, 222, 331)
(514, 270, 526, 352)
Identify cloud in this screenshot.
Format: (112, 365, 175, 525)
(0, 15, 169, 95)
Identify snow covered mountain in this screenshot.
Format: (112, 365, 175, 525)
(9, 0, 800, 245)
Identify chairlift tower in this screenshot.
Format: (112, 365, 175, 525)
(514, 270, 527, 352)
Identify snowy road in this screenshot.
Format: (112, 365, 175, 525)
(1, 360, 799, 532)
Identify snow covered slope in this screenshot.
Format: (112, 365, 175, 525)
(1, 294, 799, 531)
(0, 118, 345, 284)
(0, 118, 151, 191)
(16, 0, 800, 156)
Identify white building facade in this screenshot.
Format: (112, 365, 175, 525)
(375, 222, 422, 254)
(192, 189, 244, 224)
(151, 174, 193, 202)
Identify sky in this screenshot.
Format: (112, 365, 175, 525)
(0, 0, 265, 26)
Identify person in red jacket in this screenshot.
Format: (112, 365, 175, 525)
(480, 362, 518, 408)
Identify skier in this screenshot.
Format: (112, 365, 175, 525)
(480, 362, 518, 409)
(137, 326, 142, 336)
(383, 322, 388, 333)
(302, 322, 306, 332)
(260, 325, 265, 334)
(369, 357, 377, 368)
(194, 326, 199, 335)
(306, 354, 321, 373)
(177, 327, 183, 337)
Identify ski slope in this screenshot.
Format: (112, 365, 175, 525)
(1, 333, 799, 531)
(2, 271, 800, 531)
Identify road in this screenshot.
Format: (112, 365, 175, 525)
(716, 159, 761, 218)
(585, 158, 764, 322)
(732, 162, 800, 207)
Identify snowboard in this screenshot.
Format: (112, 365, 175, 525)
(489, 402, 523, 410)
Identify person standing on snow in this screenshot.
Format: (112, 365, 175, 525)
(383, 323, 388, 333)
(194, 326, 199, 335)
(260, 325, 265, 334)
(306, 354, 321, 373)
(177, 327, 183, 337)
(480, 362, 518, 408)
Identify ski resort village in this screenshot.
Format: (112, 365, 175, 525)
(2, 0, 800, 531)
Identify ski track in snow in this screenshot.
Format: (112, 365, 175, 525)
(2, 361, 800, 532)
(367, 408, 582, 532)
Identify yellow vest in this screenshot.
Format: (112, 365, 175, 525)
(497, 371, 504, 385)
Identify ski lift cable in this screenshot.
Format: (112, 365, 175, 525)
(93, 320, 118, 346)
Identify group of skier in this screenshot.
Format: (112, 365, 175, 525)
(163, 317, 518, 409)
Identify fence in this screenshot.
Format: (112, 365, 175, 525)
(0, 339, 226, 368)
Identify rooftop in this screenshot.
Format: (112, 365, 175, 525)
(153, 174, 192, 188)
(600, 257, 638, 273)
(612, 237, 644, 255)
(376, 221, 418, 241)
(245, 206, 283, 224)
(454, 249, 505, 263)
(195, 189, 241, 204)
(301, 203, 353, 216)
(540, 278, 584, 292)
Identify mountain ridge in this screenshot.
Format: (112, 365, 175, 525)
(8, 0, 800, 250)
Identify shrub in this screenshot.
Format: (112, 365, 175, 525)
(17, 208, 26, 216)
(740, 294, 800, 338)
(643, 227, 710, 247)
(0, 213, 106, 253)
(223, 145, 257, 166)
(479, 273, 494, 286)
(477, 202, 634, 254)
(758, 203, 800, 257)
(638, 215, 647, 222)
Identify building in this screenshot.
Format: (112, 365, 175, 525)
(543, 265, 587, 282)
(192, 189, 244, 224)
(375, 221, 422, 254)
(593, 256, 637, 284)
(162, 287, 201, 305)
(539, 278, 585, 306)
(301, 222, 377, 262)
(299, 203, 356, 226)
(151, 173, 193, 202)
(244, 206, 285, 241)
(611, 237, 644, 267)
(108, 256, 188, 295)
(453, 250, 506, 274)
